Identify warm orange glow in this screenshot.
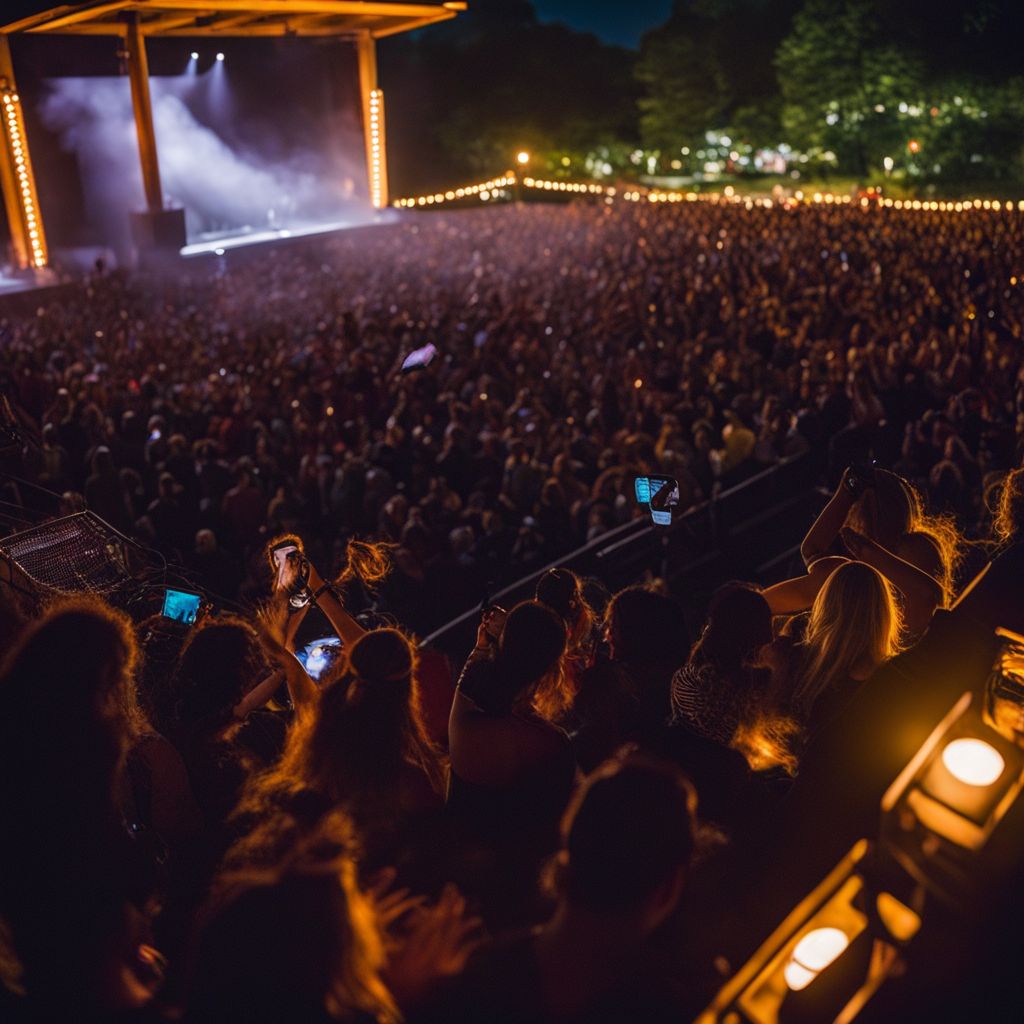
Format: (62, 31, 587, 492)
(942, 738, 1004, 787)
(784, 927, 850, 991)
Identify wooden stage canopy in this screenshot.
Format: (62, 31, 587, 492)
(0, 1, 467, 268)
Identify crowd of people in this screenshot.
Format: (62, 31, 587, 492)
(0, 197, 1023, 1021)
(3, 200, 1023, 629)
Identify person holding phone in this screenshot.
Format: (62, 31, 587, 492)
(766, 465, 953, 639)
(448, 601, 574, 925)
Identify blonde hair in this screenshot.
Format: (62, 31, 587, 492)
(993, 467, 1024, 546)
(846, 469, 962, 606)
(794, 561, 903, 717)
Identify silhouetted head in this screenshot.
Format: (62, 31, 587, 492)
(692, 582, 773, 674)
(497, 600, 567, 702)
(188, 858, 391, 1024)
(0, 594, 140, 746)
(175, 617, 264, 731)
(605, 586, 688, 666)
(556, 749, 695, 928)
(845, 469, 916, 550)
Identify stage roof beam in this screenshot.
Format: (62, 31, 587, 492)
(2, 2, 467, 38)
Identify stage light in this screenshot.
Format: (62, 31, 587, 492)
(516, 151, 530, 165)
(215, 52, 225, 62)
(881, 691, 1024, 906)
(696, 840, 918, 1024)
(942, 738, 1005, 787)
(190, 51, 199, 60)
(783, 927, 850, 991)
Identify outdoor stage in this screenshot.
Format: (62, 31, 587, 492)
(0, 1, 466, 271)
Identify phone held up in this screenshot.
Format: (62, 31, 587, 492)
(634, 475, 681, 526)
(270, 539, 313, 609)
(161, 588, 202, 625)
(844, 460, 877, 499)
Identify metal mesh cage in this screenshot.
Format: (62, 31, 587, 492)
(0, 512, 137, 595)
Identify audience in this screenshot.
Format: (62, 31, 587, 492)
(0, 197, 1023, 1019)
(419, 749, 697, 1024)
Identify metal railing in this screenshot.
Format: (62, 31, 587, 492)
(422, 451, 820, 660)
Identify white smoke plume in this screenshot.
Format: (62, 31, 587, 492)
(39, 72, 374, 255)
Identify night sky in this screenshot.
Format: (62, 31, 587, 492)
(1, 2, 675, 50)
(533, 0, 674, 47)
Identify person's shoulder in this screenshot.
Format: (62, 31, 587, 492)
(902, 530, 943, 572)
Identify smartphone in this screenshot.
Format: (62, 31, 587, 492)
(844, 460, 877, 497)
(297, 636, 343, 682)
(271, 541, 300, 591)
(161, 588, 201, 625)
(636, 474, 680, 526)
(401, 343, 438, 372)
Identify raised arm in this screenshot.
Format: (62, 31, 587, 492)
(800, 472, 858, 567)
(255, 598, 319, 714)
(763, 556, 848, 615)
(840, 527, 941, 636)
(308, 563, 366, 649)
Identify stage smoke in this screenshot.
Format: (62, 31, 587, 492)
(39, 71, 372, 256)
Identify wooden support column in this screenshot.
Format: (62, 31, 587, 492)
(124, 13, 163, 212)
(356, 31, 388, 208)
(0, 34, 47, 269)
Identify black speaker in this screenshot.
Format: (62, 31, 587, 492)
(129, 207, 187, 253)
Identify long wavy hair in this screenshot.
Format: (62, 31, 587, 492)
(793, 561, 904, 718)
(993, 467, 1024, 546)
(0, 593, 143, 761)
(237, 628, 445, 844)
(534, 568, 594, 720)
(845, 469, 962, 606)
(173, 616, 265, 739)
(193, 817, 396, 1024)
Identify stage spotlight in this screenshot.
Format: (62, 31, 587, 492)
(881, 690, 1024, 904)
(215, 52, 225, 62)
(696, 840, 920, 1024)
(190, 51, 199, 60)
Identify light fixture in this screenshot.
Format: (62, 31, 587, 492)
(783, 927, 850, 991)
(881, 691, 1024, 907)
(983, 627, 1024, 744)
(215, 52, 225, 62)
(190, 51, 199, 60)
(516, 150, 530, 165)
(696, 841, 919, 1024)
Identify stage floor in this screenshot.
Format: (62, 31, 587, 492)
(179, 216, 390, 258)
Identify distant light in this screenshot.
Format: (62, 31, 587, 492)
(633, 378, 643, 389)
(516, 151, 530, 165)
(784, 927, 850, 991)
(908, 139, 920, 153)
(214, 247, 225, 256)
(190, 51, 199, 60)
(942, 738, 1004, 787)
(215, 52, 225, 62)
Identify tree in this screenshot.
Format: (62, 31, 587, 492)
(636, 1, 797, 154)
(775, 0, 923, 173)
(636, 24, 728, 151)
